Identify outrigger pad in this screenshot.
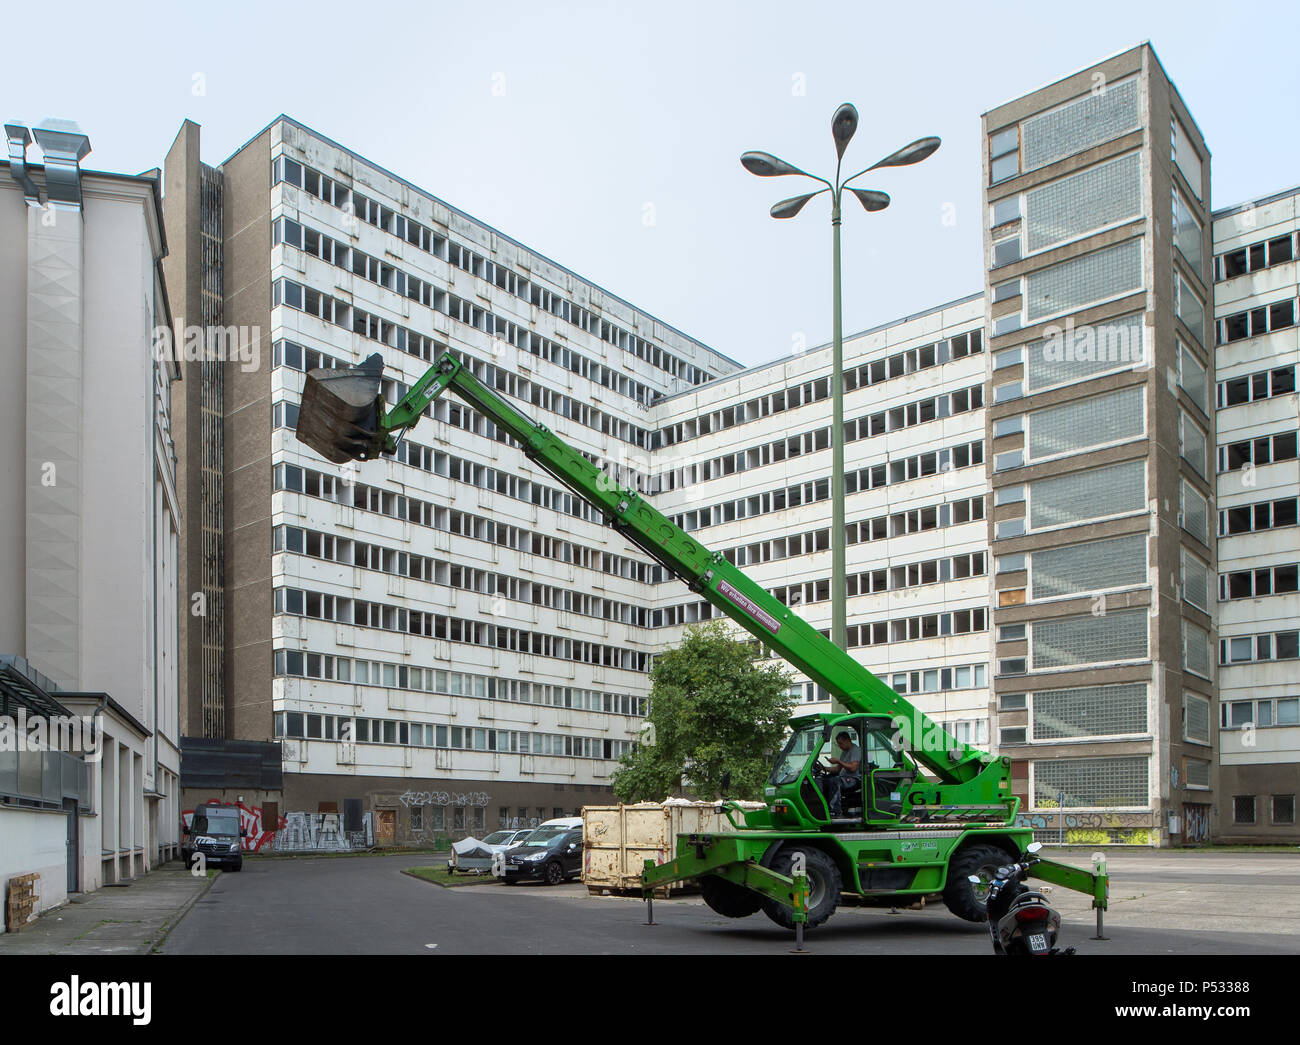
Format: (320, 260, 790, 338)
(294, 352, 387, 463)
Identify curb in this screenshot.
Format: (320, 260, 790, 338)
(140, 870, 217, 955)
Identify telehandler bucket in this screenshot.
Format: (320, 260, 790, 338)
(294, 352, 388, 462)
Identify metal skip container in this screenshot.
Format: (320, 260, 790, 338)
(581, 801, 760, 895)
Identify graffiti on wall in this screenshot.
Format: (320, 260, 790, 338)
(182, 800, 287, 852)
(275, 810, 375, 852)
(397, 790, 490, 808)
(1183, 803, 1210, 844)
(1015, 811, 1152, 830)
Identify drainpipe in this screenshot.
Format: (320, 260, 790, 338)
(4, 124, 41, 203)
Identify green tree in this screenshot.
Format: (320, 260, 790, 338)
(611, 621, 796, 802)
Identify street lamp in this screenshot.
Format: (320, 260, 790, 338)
(742, 105, 939, 713)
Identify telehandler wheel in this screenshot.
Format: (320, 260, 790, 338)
(760, 847, 841, 931)
(700, 874, 763, 918)
(943, 842, 1014, 922)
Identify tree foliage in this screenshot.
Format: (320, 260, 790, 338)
(611, 621, 796, 802)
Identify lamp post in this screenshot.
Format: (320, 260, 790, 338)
(742, 106, 939, 714)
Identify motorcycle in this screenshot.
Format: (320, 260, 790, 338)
(970, 841, 1075, 956)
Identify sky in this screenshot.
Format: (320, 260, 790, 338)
(8, 0, 1299, 368)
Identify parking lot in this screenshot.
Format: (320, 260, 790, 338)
(159, 847, 1300, 955)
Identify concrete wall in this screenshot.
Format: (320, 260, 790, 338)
(0, 807, 68, 929)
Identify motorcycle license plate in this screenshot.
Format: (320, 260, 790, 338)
(1028, 933, 1049, 953)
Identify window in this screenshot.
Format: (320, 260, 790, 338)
(1274, 795, 1296, 826)
(1023, 79, 1140, 171)
(1026, 239, 1142, 323)
(1172, 186, 1202, 272)
(1175, 274, 1205, 343)
(1029, 459, 1145, 530)
(1029, 608, 1148, 670)
(1033, 756, 1147, 808)
(1184, 693, 1210, 745)
(1025, 312, 1144, 391)
(1025, 152, 1141, 253)
(1032, 683, 1147, 740)
(1027, 386, 1144, 462)
(992, 196, 1020, 227)
(990, 126, 1019, 184)
(1233, 796, 1256, 826)
(1179, 411, 1207, 477)
(1031, 534, 1146, 600)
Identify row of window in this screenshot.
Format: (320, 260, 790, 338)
(1221, 697, 1300, 730)
(274, 285, 657, 450)
(274, 711, 634, 761)
(1219, 563, 1300, 601)
(667, 440, 985, 534)
(277, 524, 650, 628)
(1214, 232, 1296, 282)
(1217, 364, 1296, 408)
(275, 155, 716, 387)
(1232, 794, 1295, 826)
(1218, 497, 1300, 536)
(657, 385, 984, 496)
(1220, 631, 1300, 665)
(279, 215, 668, 412)
(275, 466, 660, 585)
(274, 586, 650, 672)
(274, 648, 646, 715)
(1217, 430, 1299, 473)
(845, 607, 988, 649)
(659, 552, 988, 629)
(656, 330, 983, 446)
(1216, 298, 1297, 345)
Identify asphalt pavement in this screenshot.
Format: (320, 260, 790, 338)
(157, 848, 1300, 955)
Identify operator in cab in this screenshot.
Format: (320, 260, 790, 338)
(822, 731, 862, 816)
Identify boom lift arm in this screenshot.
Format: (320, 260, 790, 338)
(298, 351, 993, 787)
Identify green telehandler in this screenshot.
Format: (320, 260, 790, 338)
(295, 350, 1110, 946)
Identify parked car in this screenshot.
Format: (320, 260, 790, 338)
(496, 825, 584, 885)
(447, 828, 534, 873)
(182, 803, 245, 872)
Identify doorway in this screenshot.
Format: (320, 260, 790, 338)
(375, 808, 396, 846)
(64, 798, 79, 894)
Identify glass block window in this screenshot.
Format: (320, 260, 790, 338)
(1175, 273, 1205, 344)
(1029, 459, 1145, 529)
(1023, 79, 1141, 171)
(1172, 116, 1203, 199)
(1034, 755, 1148, 808)
(1181, 548, 1210, 611)
(1180, 480, 1208, 545)
(1032, 683, 1147, 740)
(1185, 758, 1211, 789)
(1031, 534, 1146, 599)
(1184, 692, 1210, 744)
(1025, 313, 1144, 391)
(1183, 619, 1212, 679)
(1030, 608, 1148, 669)
(1172, 187, 1203, 273)
(1027, 386, 1144, 461)
(1026, 239, 1143, 323)
(1179, 343, 1207, 412)
(1025, 153, 1141, 252)
(1180, 410, 1208, 478)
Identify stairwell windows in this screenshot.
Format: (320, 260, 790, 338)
(990, 126, 1020, 184)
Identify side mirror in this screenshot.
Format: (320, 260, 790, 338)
(1026, 841, 1042, 854)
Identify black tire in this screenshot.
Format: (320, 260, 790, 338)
(544, 861, 564, 886)
(700, 875, 763, 918)
(501, 877, 517, 885)
(760, 847, 841, 931)
(229, 859, 243, 873)
(943, 842, 1013, 923)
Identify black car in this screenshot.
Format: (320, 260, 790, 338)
(498, 826, 583, 885)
